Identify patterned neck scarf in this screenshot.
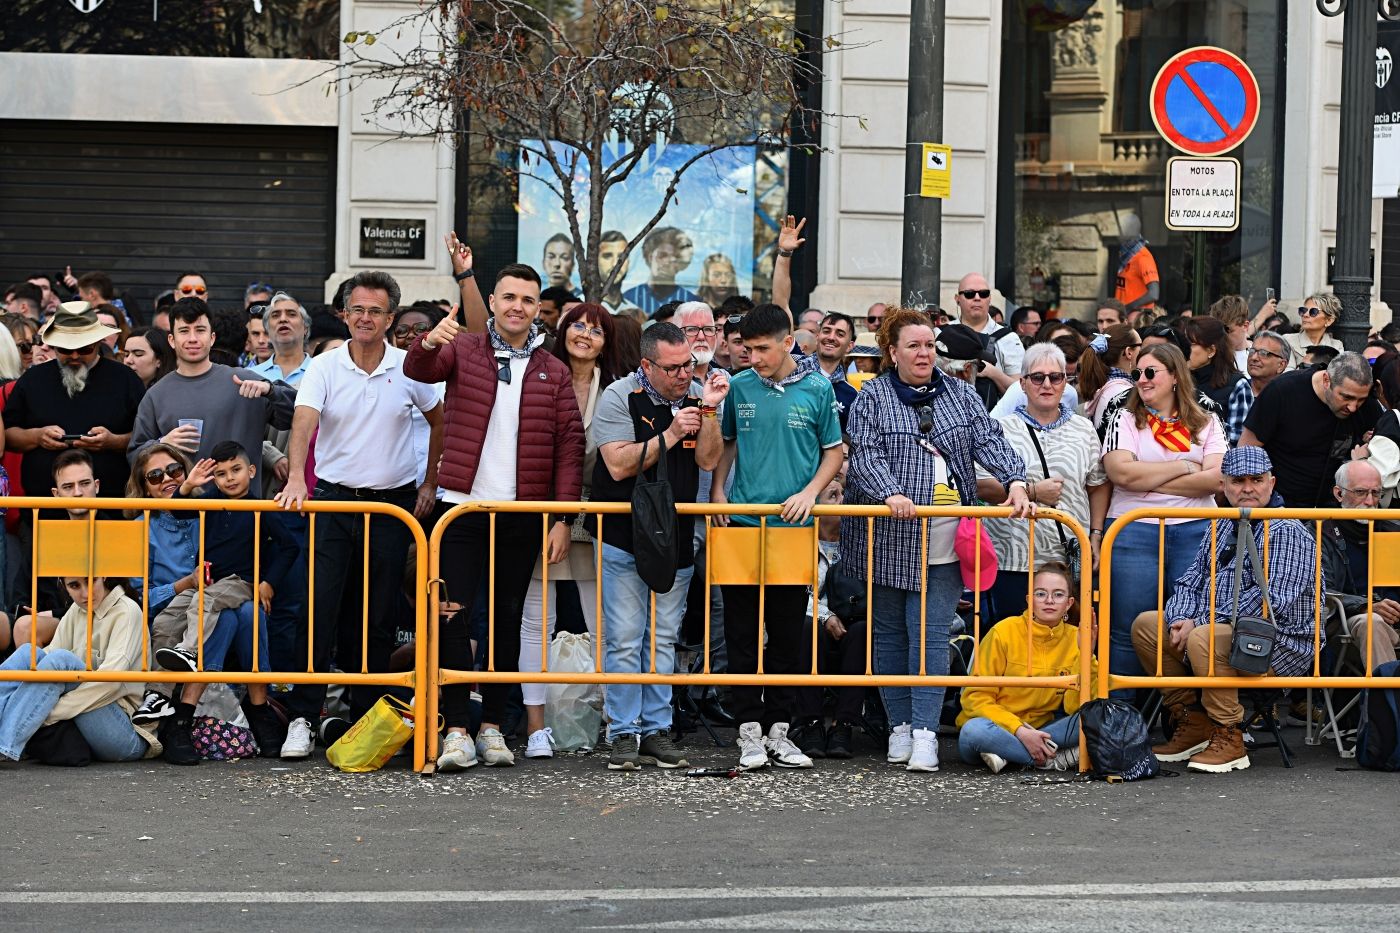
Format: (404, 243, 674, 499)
(1145, 406, 1192, 452)
(1118, 236, 1147, 275)
(1015, 401, 1073, 432)
(889, 369, 945, 407)
(634, 365, 684, 412)
(757, 350, 818, 392)
(487, 318, 543, 359)
(1109, 367, 1132, 383)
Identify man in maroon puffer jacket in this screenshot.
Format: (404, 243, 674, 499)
(405, 262, 585, 772)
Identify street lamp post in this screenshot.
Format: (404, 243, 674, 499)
(1318, 0, 1400, 350)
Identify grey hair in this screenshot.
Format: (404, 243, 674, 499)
(1335, 459, 1381, 491)
(935, 356, 974, 376)
(340, 271, 401, 312)
(639, 321, 687, 360)
(1327, 351, 1374, 389)
(1021, 342, 1066, 373)
(674, 301, 713, 321)
(1254, 329, 1292, 364)
(262, 292, 312, 338)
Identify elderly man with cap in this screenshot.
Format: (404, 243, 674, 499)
(3, 301, 146, 504)
(1131, 446, 1321, 774)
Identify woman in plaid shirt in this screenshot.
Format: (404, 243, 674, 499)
(843, 308, 1031, 773)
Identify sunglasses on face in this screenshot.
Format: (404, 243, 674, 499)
(1024, 372, 1067, 386)
(178, 285, 208, 296)
(56, 344, 97, 357)
(143, 462, 187, 484)
(394, 322, 432, 339)
(1131, 366, 1165, 382)
(959, 289, 991, 300)
(15, 341, 32, 354)
(1300, 307, 1325, 318)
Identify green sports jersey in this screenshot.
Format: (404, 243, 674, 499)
(721, 367, 842, 527)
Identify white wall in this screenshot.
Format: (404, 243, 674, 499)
(811, 0, 1001, 317)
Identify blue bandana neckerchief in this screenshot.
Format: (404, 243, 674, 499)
(1015, 401, 1073, 432)
(757, 350, 819, 392)
(487, 317, 543, 360)
(1109, 366, 1132, 383)
(1118, 236, 1147, 275)
(634, 365, 684, 412)
(889, 369, 947, 408)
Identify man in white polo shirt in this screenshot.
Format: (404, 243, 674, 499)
(274, 271, 444, 758)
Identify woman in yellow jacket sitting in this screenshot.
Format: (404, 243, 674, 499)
(957, 561, 1095, 773)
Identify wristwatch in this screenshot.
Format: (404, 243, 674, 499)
(777, 248, 795, 258)
(453, 269, 475, 282)
(1008, 480, 1029, 495)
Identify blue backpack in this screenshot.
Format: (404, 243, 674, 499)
(1079, 698, 1161, 782)
(1357, 660, 1400, 772)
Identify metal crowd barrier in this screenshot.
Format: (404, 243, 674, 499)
(426, 501, 1095, 771)
(0, 496, 430, 771)
(1097, 507, 1400, 706)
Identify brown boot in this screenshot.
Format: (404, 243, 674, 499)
(1152, 705, 1213, 762)
(1187, 722, 1250, 773)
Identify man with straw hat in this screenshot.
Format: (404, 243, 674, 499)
(3, 301, 145, 504)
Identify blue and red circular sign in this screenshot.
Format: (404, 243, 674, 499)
(1150, 47, 1260, 157)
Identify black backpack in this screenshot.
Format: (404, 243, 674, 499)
(1079, 698, 1161, 781)
(1357, 660, 1400, 771)
(631, 434, 679, 593)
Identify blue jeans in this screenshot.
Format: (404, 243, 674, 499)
(871, 562, 960, 731)
(0, 647, 147, 762)
(1108, 519, 1209, 688)
(202, 601, 270, 674)
(601, 543, 694, 739)
(958, 713, 1080, 767)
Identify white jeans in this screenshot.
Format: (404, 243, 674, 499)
(519, 576, 597, 706)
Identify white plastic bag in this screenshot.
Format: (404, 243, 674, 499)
(544, 632, 603, 751)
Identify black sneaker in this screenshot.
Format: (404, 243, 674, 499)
(160, 705, 201, 766)
(155, 646, 199, 673)
(319, 717, 351, 747)
(825, 721, 855, 759)
(639, 732, 690, 769)
(244, 702, 286, 758)
(608, 734, 640, 770)
(132, 690, 175, 724)
(789, 718, 827, 759)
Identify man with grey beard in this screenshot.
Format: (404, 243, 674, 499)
(3, 302, 145, 503)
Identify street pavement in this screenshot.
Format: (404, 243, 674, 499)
(1, 722, 1395, 931)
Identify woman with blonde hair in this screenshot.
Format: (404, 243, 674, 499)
(1283, 293, 1343, 370)
(1101, 342, 1225, 688)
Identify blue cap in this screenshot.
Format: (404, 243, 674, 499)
(1222, 446, 1272, 477)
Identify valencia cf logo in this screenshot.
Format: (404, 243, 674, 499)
(68, 0, 106, 10)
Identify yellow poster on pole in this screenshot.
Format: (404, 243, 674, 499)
(920, 143, 951, 198)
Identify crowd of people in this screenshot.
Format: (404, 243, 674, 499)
(0, 217, 1394, 778)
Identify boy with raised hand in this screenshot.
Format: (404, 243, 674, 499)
(710, 303, 844, 771)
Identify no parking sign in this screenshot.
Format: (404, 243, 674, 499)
(1150, 47, 1260, 156)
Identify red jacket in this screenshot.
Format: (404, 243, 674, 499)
(403, 331, 584, 503)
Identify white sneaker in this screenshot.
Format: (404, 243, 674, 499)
(475, 727, 515, 766)
(132, 690, 175, 724)
(1037, 744, 1080, 772)
(906, 728, 940, 772)
(765, 722, 814, 769)
(980, 751, 1008, 774)
(280, 717, 313, 759)
(525, 727, 555, 759)
(736, 721, 768, 770)
(436, 732, 478, 771)
(887, 723, 913, 764)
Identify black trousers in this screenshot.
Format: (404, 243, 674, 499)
(286, 482, 416, 723)
(436, 511, 542, 728)
(795, 617, 868, 724)
(722, 584, 807, 729)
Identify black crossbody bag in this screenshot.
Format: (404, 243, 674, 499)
(1024, 425, 1082, 582)
(1226, 515, 1276, 675)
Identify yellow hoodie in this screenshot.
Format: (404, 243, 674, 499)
(955, 611, 1097, 734)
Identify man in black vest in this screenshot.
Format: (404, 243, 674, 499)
(591, 322, 730, 770)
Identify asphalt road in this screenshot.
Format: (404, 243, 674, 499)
(1, 723, 1394, 931)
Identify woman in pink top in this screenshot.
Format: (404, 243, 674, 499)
(1100, 343, 1225, 689)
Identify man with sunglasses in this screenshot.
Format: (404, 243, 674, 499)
(1246, 330, 1291, 399)
(404, 262, 584, 771)
(3, 302, 145, 510)
(175, 272, 209, 304)
(953, 272, 1024, 376)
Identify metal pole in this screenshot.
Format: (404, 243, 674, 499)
(901, 0, 946, 310)
(1332, 0, 1379, 351)
(1192, 232, 1207, 315)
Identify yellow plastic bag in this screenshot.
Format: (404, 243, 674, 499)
(326, 695, 414, 773)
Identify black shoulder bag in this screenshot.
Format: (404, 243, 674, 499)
(631, 434, 679, 594)
(1024, 425, 1082, 582)
(1227, 515, 1276, 675)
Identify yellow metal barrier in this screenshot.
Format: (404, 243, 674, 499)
(0, 496, 430, 771)
(1098, 506, 1400, 700)
(426, 501, 1095, 770)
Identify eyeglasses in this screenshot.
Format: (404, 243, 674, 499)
(1248, 346, 1285, 361)
(346, 306, 389, 319)
(1300, 307, 1325, 318)
(143, 462, 187, 484)
(680, 324, 718, 338)
(645, 357, 698, 377)
(959, 289, 991, 300)
(1033, 589, 1071, 602)
(725, 314, 746, 324)
(1130, 366, 1164, 382)
(55, 344, 97, 357)
(247, 303, 269, 318)
(177, 285, 208, 296)
(569, 321, 607, 340)
(15, 342, 32, 354)
(394, 322, 432, 339)
(1340, 486, 1383, 500)
(1024, 372, 1067, 386)
(866, 316, 884, 326)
